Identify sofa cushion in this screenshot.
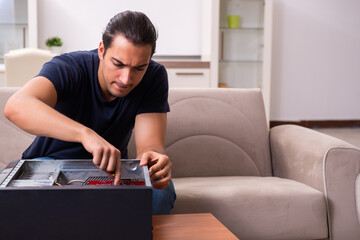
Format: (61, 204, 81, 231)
(172, 176, 328, 240)
(0, 87, 35, 169)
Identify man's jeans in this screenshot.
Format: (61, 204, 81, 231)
(27, 157, 177, 215)
(152, 180, 176, 215)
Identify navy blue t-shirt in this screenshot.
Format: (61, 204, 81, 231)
(22, 49, 170, 159)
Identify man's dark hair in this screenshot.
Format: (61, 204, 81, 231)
(102, 11, 158, 56)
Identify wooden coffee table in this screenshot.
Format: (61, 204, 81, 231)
(152, 213, 239, 240)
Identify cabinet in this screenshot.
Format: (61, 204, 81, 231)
(209, 0, 273, 120)
(167, 68, 210, 88)
(157, 60, 211, 89)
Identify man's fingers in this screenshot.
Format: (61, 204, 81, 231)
(99, 149, 110, 170)
(138, 151, 172, 189)
(92, 150, 103, 167)
(107, 148, 119, 172)
(114, 158, 122, 185)
(139, 158, 148, 167)
(149, 156, 170, 175)
(150, 164, 171, 180)
(82, 129, 122, 184)
(152, 175, 171, 189)
(139, 151, 154, 166)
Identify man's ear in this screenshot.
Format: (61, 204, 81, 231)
(98, 41, 105, 60)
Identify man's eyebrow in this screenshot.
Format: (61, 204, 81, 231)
(112, 57, 125, 65)
(136, 63, 149, 68)
(112, 57, 149, 68)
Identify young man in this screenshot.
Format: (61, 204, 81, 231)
(4, 11, 175, 214)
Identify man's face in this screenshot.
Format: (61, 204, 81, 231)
(98, 35, 152, 100)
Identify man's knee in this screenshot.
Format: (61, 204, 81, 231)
(152, 180, 176, 215)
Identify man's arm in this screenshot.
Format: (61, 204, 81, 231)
(4, 76, 122, 184)
(135, 112, 172, 189)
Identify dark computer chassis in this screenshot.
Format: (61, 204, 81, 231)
(0, 159, 152, 240)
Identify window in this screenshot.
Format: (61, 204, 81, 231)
(0, 0, 28, 64)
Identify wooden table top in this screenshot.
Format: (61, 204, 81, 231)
(152, 213, 239, 240)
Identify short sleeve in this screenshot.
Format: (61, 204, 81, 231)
(136, 63, 170, 115)
(37, 55, 81, 101)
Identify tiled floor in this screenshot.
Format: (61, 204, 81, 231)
(315, 128, 360, 148)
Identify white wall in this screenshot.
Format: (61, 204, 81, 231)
(270, 0, 360, 121)
(37, 0, 202, 56)
(35, 0, 360, 121)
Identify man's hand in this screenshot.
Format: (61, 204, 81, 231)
(139, 151, 172, 189)
(81, 128, 122, 185)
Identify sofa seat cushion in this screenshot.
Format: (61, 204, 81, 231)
(172, 176, 328, 240)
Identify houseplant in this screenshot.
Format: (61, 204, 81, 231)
(45, 36, 63, 55)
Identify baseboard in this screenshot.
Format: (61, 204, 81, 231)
(270, 120, 360, 129)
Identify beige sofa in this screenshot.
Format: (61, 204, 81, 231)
(1, 87, 360, 240)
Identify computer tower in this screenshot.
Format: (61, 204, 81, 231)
(0, 159, 152, 240)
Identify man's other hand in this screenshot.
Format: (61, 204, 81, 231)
(139, 151, 172, 189)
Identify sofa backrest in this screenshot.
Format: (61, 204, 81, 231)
(129, 88, 272, 178)
(1, 87, 272, 177)
(0, 87, 35, 169)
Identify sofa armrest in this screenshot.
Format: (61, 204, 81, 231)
(270, 124, 360, 239)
